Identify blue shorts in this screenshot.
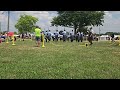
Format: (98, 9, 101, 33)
(35, 36, 41, 41)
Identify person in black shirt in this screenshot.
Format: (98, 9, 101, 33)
(88, 31, 93, 45)
(111, 33, 115, 42)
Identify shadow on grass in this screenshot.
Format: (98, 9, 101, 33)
(33, 46, 40, 47)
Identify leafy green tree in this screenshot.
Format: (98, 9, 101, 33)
(14, 31, 17, 34)
(15, 14, 38, 33)
(51, 11, 105, 34)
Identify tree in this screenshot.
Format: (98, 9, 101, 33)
(105, 32, 120, 35)
(15, 14, 38, 33)
(14, 32, 17, 34)
(51, 11, 105, 34)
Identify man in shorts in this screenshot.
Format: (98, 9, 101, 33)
(35, 26, 42, 47)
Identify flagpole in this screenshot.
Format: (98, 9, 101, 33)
(99, 25, 100, 41)
(0, 22, 1, 32)
(7, 11, 10, 32)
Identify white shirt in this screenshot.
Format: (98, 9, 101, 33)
(63, 31, 66, 35)
(70, 31, 74, 35)
(91, 29, 94, 34)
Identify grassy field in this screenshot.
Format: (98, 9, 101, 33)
(0, 39, 120, 79)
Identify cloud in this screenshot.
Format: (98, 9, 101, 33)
(0, 13, 8, 22)
(0, 11, 57, 32)
(13, 11, 57, 30)
(0, 12, 9, 31)
(104, 11, 112, 18)
(93, 11, 120, 34)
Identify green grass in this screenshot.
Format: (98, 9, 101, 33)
(0, 39, 120, 79)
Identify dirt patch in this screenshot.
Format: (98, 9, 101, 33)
(1, 60, 17, 63)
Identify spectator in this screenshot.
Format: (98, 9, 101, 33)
(45, 31, 48, 42)
(47, 30, 51, 42)
(55, 30, 59, 41)
(22, 33, 25, 41)
(80, 32, 83, 42)
(70, 30, 74, 42)
(111, 33, 115, 42)
(76, 31, 80, 42)
(63, 30, 67, 42)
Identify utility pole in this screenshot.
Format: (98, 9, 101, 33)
(0, 22, 1, 32)
(0, 11, 4, 32)
(7, 11, 10, 32)
(99, 25, 101, 41)
(6, 11, 10, 44)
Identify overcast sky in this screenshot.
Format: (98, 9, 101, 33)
(0, 11, 120, 34)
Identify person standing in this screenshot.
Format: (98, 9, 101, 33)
(76, 31, 80, 42)
(35, 26, 42, 47)
(21, 33, 25, 41)
(52, 33, 55, 41)
(70, 30, 74, 42)
(111, 33, 115, 42)
(80, 32, 83, 42)
(47, 30, 51, 42)
(63, 30, 67, 42)
(88, 31, 93, 45)
(45, 31, 48, 42)
(55, 30, 59, 41)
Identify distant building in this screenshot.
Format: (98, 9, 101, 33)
(99, 35, 120, 41)
(100, 35, 109, 40)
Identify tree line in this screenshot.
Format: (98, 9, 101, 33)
(14, 11, 105, 34)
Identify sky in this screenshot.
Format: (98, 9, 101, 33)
(0, 11, 120, 34)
